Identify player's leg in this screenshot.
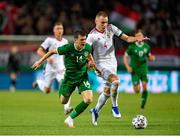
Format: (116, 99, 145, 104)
(108, 74, 121, 118)
(34, 71, 53, 93)
(65, 80, 92, 128)
(10, 72, 17, 92)
(131, 73, 140, 93)
(90, 85, 110, 126)
(56, 73, 73, 115)
(140, 73, 149, 109)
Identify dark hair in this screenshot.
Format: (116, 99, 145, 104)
(54, 22, 63, 27)
(96, 11, 108, 18)
(74, 30, 86, 39)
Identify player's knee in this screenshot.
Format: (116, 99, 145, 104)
(108, 74, 119, 83)
(142, 82, 147, 90)
(104, 86, 110, 95)
(111, 80, 120, 92)
(59, 96, 69, 104)
(134, 85, 140, 93)
(84, 97, 93, 104)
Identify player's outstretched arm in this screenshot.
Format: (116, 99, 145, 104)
(120, 33, 150, 43)
(123, 54, 133, 73)
(148, 55, 156, 61)
(32, 49, 57, 70)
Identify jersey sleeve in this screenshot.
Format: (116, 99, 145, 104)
(56, 44, 69, 55)
(41, 37, 51, 50)
(86, 34, 94, 46)
(109, 24, 123, 37)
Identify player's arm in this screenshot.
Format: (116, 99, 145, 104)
(123, 52, 133, 73)
(32, 49, 57, 70)
(120, 33, 150, 43)
(37, 47, 53, 63)
(88, 54, 101, 75)
(148, 53, 156, 61)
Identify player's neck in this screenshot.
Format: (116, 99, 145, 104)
(95, 27, 105, 33)
(135, 42, 144, 47)
(74, 43, 84, 51)
(55, 35, 62, 41)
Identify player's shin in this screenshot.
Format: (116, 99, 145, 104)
(36, 79, 46, 93)
(64, 97, 73, 115)
(141, 90, 148, 109)
(70, 101, 89, 119)
(95, 91, 110, 113)
(110, 80, 119, 107)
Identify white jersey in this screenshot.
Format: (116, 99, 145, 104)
(87, 24, 123, 80)
(41, 37, 68, 72)
(86, 24, 123, 65)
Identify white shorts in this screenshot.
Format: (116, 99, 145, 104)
(96, 61, 117, 81)
(43, 69, 65, 88)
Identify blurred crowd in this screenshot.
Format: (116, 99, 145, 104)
(0, 0, 179, 48)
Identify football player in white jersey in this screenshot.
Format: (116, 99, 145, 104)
(87, 11, 149, 126)
(33, 22, 72, 115)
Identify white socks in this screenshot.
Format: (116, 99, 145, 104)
(110, 80, 119, 107)
(64, 97, 71, 110)
(95, 92, 110, 113)
(36, 79, 46, 93)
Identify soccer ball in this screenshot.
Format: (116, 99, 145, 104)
(132, 115, 148, 129)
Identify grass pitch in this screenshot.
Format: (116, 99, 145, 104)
(0, 90, 180, 135)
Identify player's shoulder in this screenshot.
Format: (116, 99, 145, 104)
(89, 28, 97, 34)
(61, 37, 68, 42)
(45, 36, 55, 41)
(85, 43, 92, 52)
(129, 43, 136, 48)
(107, 24, 117, 30)
(143, 42, 150, 48)
(85, 43, 91, 48)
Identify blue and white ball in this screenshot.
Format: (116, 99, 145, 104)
(132, 115, 148, 129)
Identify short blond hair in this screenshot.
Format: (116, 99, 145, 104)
(96, 11, 108, 18)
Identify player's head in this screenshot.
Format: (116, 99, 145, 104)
(53, 22, 64, 38)
(74, 30, 86, 49)
(11, 46, 18, 54)
(134, 29, 144, 38)
(95, 11, 108, 32)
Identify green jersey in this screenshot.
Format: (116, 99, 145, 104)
(57, 42, 92, 83)
(126, 42, 150, 70)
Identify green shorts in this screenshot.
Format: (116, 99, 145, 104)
(131, 71, 148, 86)
(59, 78, 91, 98)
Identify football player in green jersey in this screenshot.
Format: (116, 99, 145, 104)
(32, 30, 98, 128)
(123, 30, 155, 109)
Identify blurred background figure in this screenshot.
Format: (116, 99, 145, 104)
(7, 46, 20, 92)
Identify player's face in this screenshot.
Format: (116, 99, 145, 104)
(75, 35, 86, 50)
(135, 32, 144, 43)
(53, 24, 64, 38)
(95, 16, 108, 32)
(135, 32, 144, 38)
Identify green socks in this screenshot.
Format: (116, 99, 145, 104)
(70, 101, 89, 119)
(141, 90, 148, 109)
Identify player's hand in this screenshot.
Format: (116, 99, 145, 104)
(136, 36, 150, 42)
(149, 55, 155, 61)
(127, 66, 133, 73)
(47, 58, 53, 64)
(88, 60, 95, 68)
(32, 61, 42, 70)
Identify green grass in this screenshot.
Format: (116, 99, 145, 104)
(0, 90, 180, 135)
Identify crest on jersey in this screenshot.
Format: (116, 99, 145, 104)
(144, 48, 147, 53)
(84, 51, 89, 57)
